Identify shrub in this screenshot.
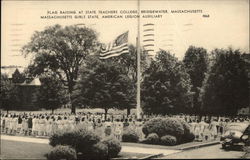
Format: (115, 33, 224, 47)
(177, 119, 195, 143)
(102, 136, 122, 158)
(144, 133, 160, 144)
(160, 135, 177, 146)
(49, 133, 62, 147)
(88, 142, 108, 160)
(49, 128, 101, 154)
(142, 117, 184, 138)
(142, 117, 197, 145)
(142, 118, 162, 137)
(178, 118, 191, 135)
(181, 132, 195, 143)
(122, 130, 139, 143)
(46, 145, 77, 160)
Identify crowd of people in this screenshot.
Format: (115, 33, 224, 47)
(1, 111, 249, 142)
(0, 112, 144, 141)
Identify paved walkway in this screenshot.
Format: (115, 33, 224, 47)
(1, 135, 181, 156)
(121, 146, 180, 155)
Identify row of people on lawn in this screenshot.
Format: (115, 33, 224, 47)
(1, 112, 249, 142)
(1, 114, 144, 141)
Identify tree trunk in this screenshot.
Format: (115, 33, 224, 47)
(127, 108, 130, 117)
(68, 85, 76, 114)
(104, 108, 108, 121)
(52, 108, 54, 114)
(71, 103, 76, 114)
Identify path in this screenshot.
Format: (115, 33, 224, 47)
(158, 144, 245, 159)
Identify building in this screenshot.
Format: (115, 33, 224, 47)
(1, 66, 41, 110)
(18, 78, 41, 110)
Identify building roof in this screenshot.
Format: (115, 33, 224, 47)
(20, 78, 41, 86)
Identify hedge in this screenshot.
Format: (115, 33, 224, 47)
(49, 128, 101, 154)
(160, 135, 177, 146)
(49, 128, 122, 159)
(142, 117, 195, 145)
(144, 133, 160, 144)
(46, 145, 77, 160)
(122, 129, 139, 143)
(102, 136, 122, 158)
(142, 117, 184, 137)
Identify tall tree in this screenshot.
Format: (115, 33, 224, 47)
(201, 48, 249, 116)
(37, 73, 67, 114)
(72, 55, 134, 120)
(109, 44, 150, 115)
(142, 50, 193, 115)
(22, 24, 98, 113)
(0, 74, 20, 113)
(12, 68, 25, 84)
(183, 46, 209, 114)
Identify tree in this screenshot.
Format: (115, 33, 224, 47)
(183, 46, 209, 114)
(0, 74, 20, 113)
(37, 73, 67, 114)
(12, 68, 25, 84)
(107, 44, 150, 115)
(142, 50, 193, 115)
(22, 24, 98, 114)
(201, 48, 249, 116)
(72, 55, 134, 120)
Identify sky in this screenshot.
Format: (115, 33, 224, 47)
(1, 0, 249, 67)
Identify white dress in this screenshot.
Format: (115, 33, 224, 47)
(45, 119, 51, 135)
(57, 120, 63, 131)
(32, 118, 36, 132)
(69, 119, 75, 131)
(21, 118, 28, 132)
(194, 122, 201, 137)
(9, 118, 13, 130)
(37, 118, 42, 133)
(13, 117, 18, 131)
(5, 117, 10, 129)
(210, 121, 218, 136)
(87, 121, 94, 131)
(51, 120, 58, 134)
(135, 121, 143, 140)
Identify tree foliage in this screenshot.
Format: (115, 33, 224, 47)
(72, 55, 134, 119)
(113, 44, 150, 82)
(183, 46, 209, 113)
(105, 44, 150, 114)
(142, 50, 193, 115)
(73, 44, 150, 116)
(22, 24, 98, 113)
(12, 69, 25, 84)
(0, 74, 20, 112)
(37, 73, 67, 113)
(201, 48, 249, 115)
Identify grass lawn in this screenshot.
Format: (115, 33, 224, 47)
(1, 140, 51, 159)
(0, 139, 149, 160)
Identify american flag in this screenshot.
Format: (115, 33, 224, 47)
(100, 31, 129, 59)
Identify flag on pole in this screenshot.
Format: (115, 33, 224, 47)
(100, 31, 129, 59)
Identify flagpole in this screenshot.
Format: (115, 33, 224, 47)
(136, 0, 141, 119)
